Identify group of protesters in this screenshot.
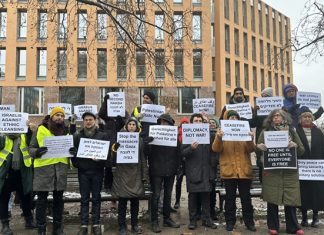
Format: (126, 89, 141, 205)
(0, 84, 324, 235)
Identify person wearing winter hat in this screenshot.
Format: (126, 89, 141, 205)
(261, 87, 274, 97)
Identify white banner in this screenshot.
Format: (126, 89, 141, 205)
(264, 131, 289, 148)
(225, 102, 252, 119)
(297, 91, 321, 110)
(0, 105, 15, 112)
(74, 105, 97, 120)
(141, 104, 165, 123)
(220, 120, 251, 141)
(298, 160, 324, 181)
(77, 138, 110, 160)
(0, 112, 28, 133)
(117, 132, 139, 163)
(256, 97, 284, 116)
(48, 103, 72, 118)
(42, 135, 74, 159)
(107, 92, 125, 117)
(149, 125, 178, 147)
(193, 98, 215, 115)
(182, 123, 210, 145)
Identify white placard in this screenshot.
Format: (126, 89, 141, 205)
(42, 135, 74, 159)
(256, 97, 284, 116)
(182, 123, 210, 145)
(298, 160, 324, 181)
(77, 138, 110, 160)
(107, 92, 125, 117)
(140, 104, 165, 123)
(117, 132, 139, 163)
(149, 125, 178, 147)
(225, 102, 252, 119)
(220, 120, 252, 141)
(0, 105, 15, 112)
(193, 98, 215, 115)
(74, 105, 98, 120)
(264, 131, 289, 148)
(297, 91, 321, 110)
(48, 103, 72, 118)
(0, 112, 28, 133)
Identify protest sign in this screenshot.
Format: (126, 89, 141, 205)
(0, 105, 15, 112)
(0, 112, 28, 133)
(256, 97, 284, 116)
(193, 98, 215, 115)
(74, 105, 98, 120)
(149, 125, 178, 147)
(263, 148, 297, 169)
(298, 160, 324, 181)
(182, 123, 210, 144)
(77, 138, 110, 160)
(107, 92, 125, 117)
(48, 103, 72, 118)
(141, 104, 165, 123)
(297, 91, 321, 110)
(264, 131, 289, 148)
(225, 103, 252, 119)
(220, 120, 252, 141)
(42, 135, 74, 159)
(117, 132, 139, 163)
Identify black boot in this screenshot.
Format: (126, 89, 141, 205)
(52, 221, 65, 235)
(301, 209, 309, 227)
(311, 211, 320, 228)
(25, 216, 37, 229)
(77, 225, 88, 235)
(1, 220, 13, 235)
(92, 225, 102, 235)
(38, 223, 46, 235)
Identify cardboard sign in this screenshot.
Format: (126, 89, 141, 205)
(140, 104, 165, 123)
(225, 102, 252, 119)
(263, 148, 297, 169)
(220, 120, 252, 141)
(193, 98, 215, 115)
(48, 103, 72, 118)
(298, 160, 324, 181)
(77, 138, 110, 160)
(149, 125, 178, 147)
(264, 131, 289, 148)
(42, 135, 74, 159)
(117, 132, 139, 163)
(182, 123, 210, 145)
(74, 105, 98, 120)
(256, 97, 284, 116)
(107, 92, 125, 117)
(297, 91, 321, 110)
(0, 112, 28, 133)
(0, 105, 15, 112)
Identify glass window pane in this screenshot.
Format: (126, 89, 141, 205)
(20, 87, 44, 114)
(97, 13, 107, 40)
(97, 49, 107, 79)
(155, 13, 164, 40)
(0, 11, 7, 38)
(192, 13, 201, 41)
(60, 87, 85, 106)
(78, 50, 87, 79)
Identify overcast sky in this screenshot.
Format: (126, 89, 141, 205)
(262, 0, 324, 100)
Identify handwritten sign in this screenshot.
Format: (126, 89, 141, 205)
(264, 131, 289, 148)
(141, 104, 165, 123)
(74, 105, 97, 120)
(220, 120, 251, 141)
(42, 135, 74, 159)
(0, 105, 15, 112)
(256, 97, 284, 116)
(0, 112, 28, 133)
(193, 98, 215, 115)
(298, 160, 324, 180)
(117, 132, 139, 163)
(263, 148, 297, 169)
(107, 92, 125, 117)
(226, 102, 252, 119)
(149, 125, 178, 147)
(77, 138, 110, 160)
(182, 123, 210, 145)
(297, 91, 321, 110)
(48, 103, 72, 118)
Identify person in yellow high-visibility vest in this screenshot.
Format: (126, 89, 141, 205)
(29, 107, 73, 235)
(0, 126, 36, 235)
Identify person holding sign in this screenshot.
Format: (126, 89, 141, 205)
(296, 107, 324, 228)
(220, 87, 249, 120)
(256, 109, 305, 235)
(212, 110, 256, 232)
(29, 107, 72, 235)
(71, 112, 110, 235)
(110, 117, 149, 235)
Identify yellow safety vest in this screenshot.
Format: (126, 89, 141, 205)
(33, 125, 69, 168)
(0, 136, 13, 167)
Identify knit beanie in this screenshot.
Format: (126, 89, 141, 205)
(261, 87, 273, 97)
(226, 110, 240, 120)
(283, 83, 298, 97)
(143, 91, 155, 103)
(50, 106, 65, 118)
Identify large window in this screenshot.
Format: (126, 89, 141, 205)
(173, 12, 183, 41)
(193, 49, 202, 80)
(274, 46, 278, 70)
(155, 49, 165, 81)
(17, 48, 26, 78)
(117, 48, 126, 81)
(250, 0, 255, 32)
(272, 11, 277, 42)
(244, 63, 249, 90)
(77, 49, 87, 79)
(260, 68, 265, 91)
(286, 51, 290, 73)
(174, 49, 183, 80)
(243, 32, 248, 59)
(136, 13, 145, 42)
(58, 11, 67, 39)
(155, 13, 164, 41)
(265, 6, 270, 38)
(60, 87, 85, 107)
(259, 40, 264, 64)
(253, 66, 257, 92)
(267, 43, 271, 67)
(0, 11, 7, 38)
(78, 11, 87, 39)
(274, 73, 278, 95)
(18, 10, 27, 38)
(117, 13, 126, 41)
(37, 48, 47, 78)
(242, 0, 247, 27)
(268, 71, 272, 87)
(19, 87, 44, 115)
(97, 49, 107, 80)
(279, 15, 283, 44)
(225, 58, 231, 86)
(233, 0, 238, 24)
(252, 36, 256, 61)
(0, 48, 5, 79)
(97, 12, 107, 40)
(136, 50, 146, 81)
(258, 2, 263, 35)
(235, 61, 240, 87)
(234, 28, 239, 56)
(224, 0, 229, 20)
(178, 87, 199, 114)
(57, 49, 67, 80)
(225, 24, 230, 52)
(192, 12, 201, 41)
(38, 11, 47, 39)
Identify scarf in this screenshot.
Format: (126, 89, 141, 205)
(300, 123, 314, 128)
(48, 119, 66, 136)
(272, 123, 289, 131)
(9, 134, 22, 171)
(84, 125, 97, 138)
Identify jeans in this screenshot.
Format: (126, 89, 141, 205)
(188, 192, 210, 222)
(78, 169, 104, 225)
(175, 174, 184, 204)
(118, 198, 139, 227)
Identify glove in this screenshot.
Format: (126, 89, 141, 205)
(287, 141, 297, 149)
(35, 147, 48, 159)
(144, 136, 154, 144)
(104, 94, 110, 102)
(257, 143, 267, 151)
(69, 147, 78, 156)
(114, 142, 121, 151)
